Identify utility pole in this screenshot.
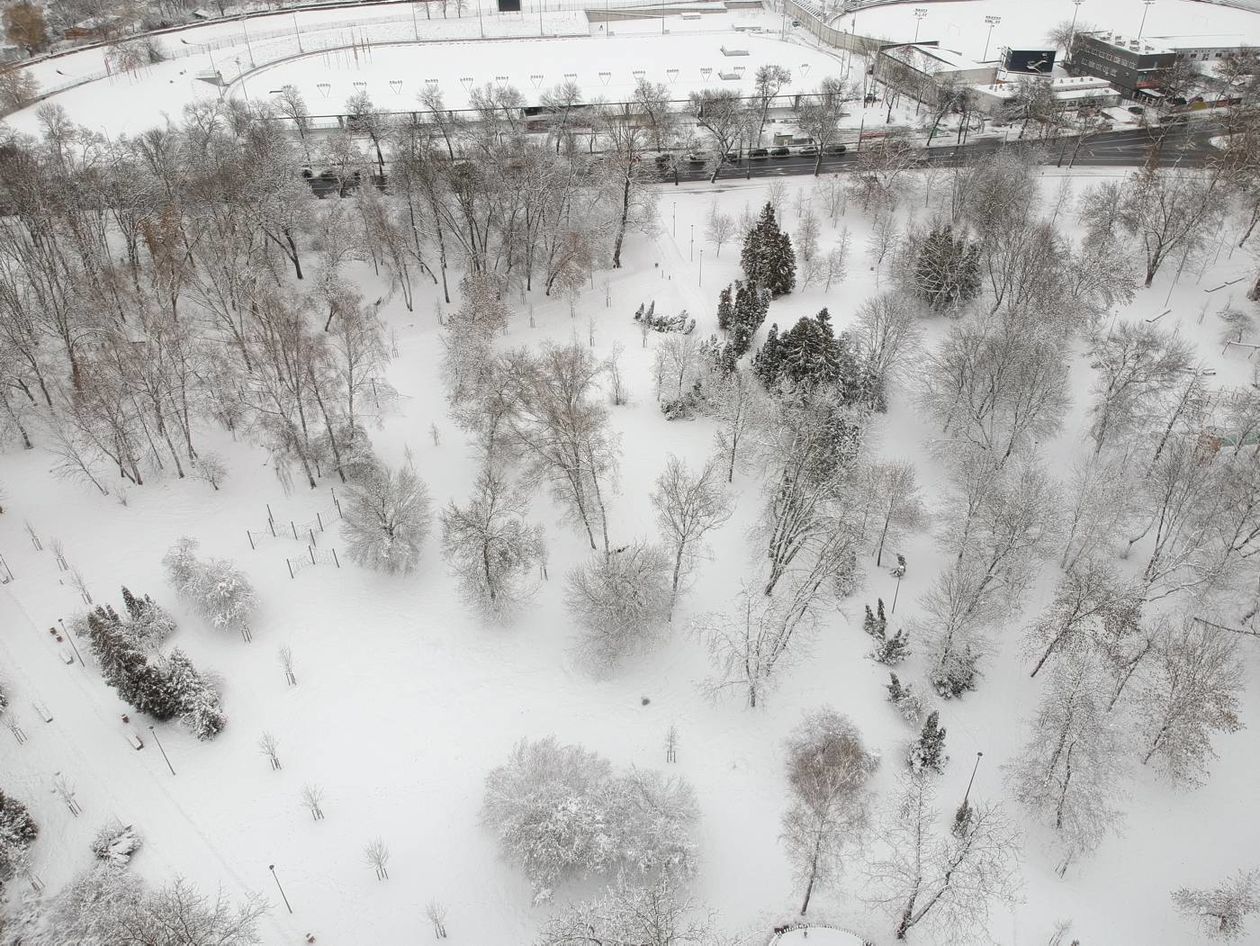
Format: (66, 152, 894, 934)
(1067, 0, 1084, 64)
(149, 726, 176, 776)
(962, 751, 984, 809)
(269, 865, 294, 914)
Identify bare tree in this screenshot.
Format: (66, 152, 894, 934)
(1172, 869, 1260, 942)
(258, 732, 281, 771)
(342, 459, 433, 574)
(441, 464, 546, 618)
(1023, 561, 1143, 679)
(688, 89, 745, 183)
(1005, 653, 1129, 874)
(708, 367, 767, 483)
(1134, 621, 1244, 784)
(1110, 166, 1224, 287)
(1086, 321, 1194, 454)
(783, 709, 879, 915)
(865, 774, 1022, 943)
(705, 203, 735, 258)
(278, 646, 297, 686)
(651, 455, 734, 617)
(566, 541, 672, 669)
(300, 784, 325, 821)
(425, 898, 449, 938)
(1058, 450, 1141, 570)
(794, 78, 853, 175)
(535, 877, 715, 946)
(867, 462, 926, 567)
(365, 838, 391, 880)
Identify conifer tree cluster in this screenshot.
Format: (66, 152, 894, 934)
(912, 225, 981, 313)
(753, 308, 867, 400)
(740, 203, 796, 297)
(863, 598, 910, 665)
(886, 672, 923, 723)
(0, 790, 38, 891)
(717, 280, 770, 359)
(83, 591, 225, 739)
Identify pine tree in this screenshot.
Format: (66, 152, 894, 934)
(913, 225, 981, 313)
(0, 790, 38, 888)
(741, 203, 796, 296)
(728, 281, 769, 358)
(886, 673, 923, 723)
(863, 604, 877, 636)
(908, 711, 948, 773)
(752, 308, 860, 396)
(716, 284, 734, 333)
(872, 625, 911, 665)
(160, 650, 226, 740)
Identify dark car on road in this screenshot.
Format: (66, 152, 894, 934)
(770, 146, 791, 158)
(749, 148, 769, 160)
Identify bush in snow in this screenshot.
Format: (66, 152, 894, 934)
(91, 821, 142, 867)
(565, 541, 672, 668)
(162, 538, 256, 638)
(0, 790, 38, 890)
(907, 711, 948, 774)
(929, 643, 980, 700)
(482, 737, 698, 903)
(341, 461, 433, 574)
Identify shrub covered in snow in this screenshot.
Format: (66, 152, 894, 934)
(482, 737, 698, 903)
(91, 821, 142, 867)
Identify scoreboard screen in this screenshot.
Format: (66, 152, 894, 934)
(1004, 49, 1056, 73)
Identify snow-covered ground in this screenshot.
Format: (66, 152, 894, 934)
(233, 32, 848, 114)
(2, 163, 1259, 945)
(850, 0, 1260, 61)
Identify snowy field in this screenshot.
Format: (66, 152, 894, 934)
(2, 161, 1259, 945)
(851, 0, 1260, 61)
(233, 32, 847, 113)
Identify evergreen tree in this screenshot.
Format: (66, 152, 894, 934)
(716, 284, 734, 333)
(871, 624, 911, 665)
(863, 604, 877, 637)
(908, 711, 949, 774)
(912, 225, 981, 313)
(0, 790, 38, 889)
(887, 673, 923, 723)
(741, 203, 796, 296)
(752, 308, 860, 396)
(160, 650, 226, 740)
(728, 280, 769, 358)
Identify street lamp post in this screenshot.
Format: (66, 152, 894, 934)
(689, 224, 694, 261)
(982, 15, 1002, 62)
(672, 201, 676, 237)
(292, 12, 304, 53)
(268, 865, 294, 914)
(1067, 0, 1084, 63)
(698, 249, 704, 286)
(148, 726, 176, 776)
(1137, 0, 1155, 41)
(962, 751, 984, 809)
(240, 14, 255, 67)
(58, 618, 85, 666)
(410, 1, 418, 40)
(912, 7, 927, 44)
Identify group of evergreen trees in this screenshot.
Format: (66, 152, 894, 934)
(0, 790, 38, 892)
(83, 590, 225, 740)
(716, 281, 770, 360)
(912, 225, 981, 313)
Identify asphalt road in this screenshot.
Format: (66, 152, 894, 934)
(303, 122, 1220, 197)
(663, 122, 1221, 183)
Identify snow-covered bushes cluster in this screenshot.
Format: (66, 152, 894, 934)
(83, 596, 225, 739)
(90, 821, 142, 867)
(482, 737, 699, 903)
(163, 537, 256, 638)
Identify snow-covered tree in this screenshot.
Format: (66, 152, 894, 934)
(441, 465, 545, 617)
(1172, 869, 1260, 942)
(535, 877, 715, 946)
(90, 821, 142, 868)
(566, 541, 672, 668)
(650, 455, 734, 617)
(120, 586, 176, 650)
(907, 711, 948, 775)
(1134, 621, 1244, 784)
(866, 774, 1022, 943)
(159, 650, 226, 740)
(740, 203, 795, 297)
(783, 709, 878, 915)
(162, 538, 257, 638)
(1085, 321, 1193, 455)
(0, 790, 37, 891)
(909, 226, 981, 314)
(753, 309, 861, 398)
(1005, 654, 1129, 871)
(482, 738, 698, 903)
(342, 461, 433, 574)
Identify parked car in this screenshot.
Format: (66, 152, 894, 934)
(797, 146, 818, 157)
(749, 147, 769, 160)
(823, 143, 847, 155)
(686, 152, 707, 164)
(725, 150, 742, 163)
(769, 146, 791, 158)
(1127, 105, 1145, 115)
(654, 153, 672, 169)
